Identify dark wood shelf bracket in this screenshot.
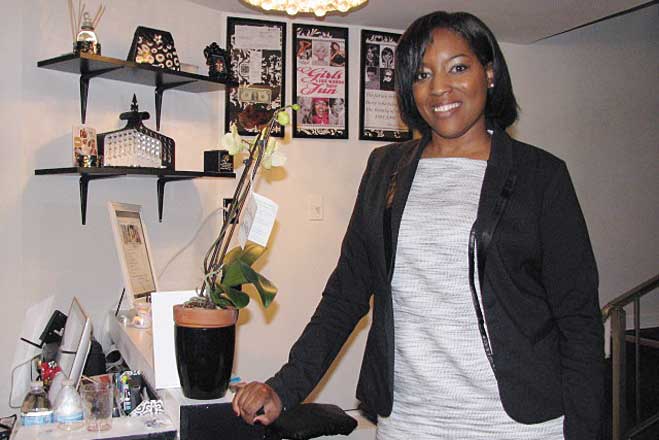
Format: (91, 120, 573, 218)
(79, 67, 122, 124)
(36, 167, 234, 224)
(156, 176, 195, 222)
(154, 80, 195, 131)
(79, 172, 123, 225)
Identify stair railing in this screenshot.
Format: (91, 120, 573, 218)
(602, 273, 659, 440)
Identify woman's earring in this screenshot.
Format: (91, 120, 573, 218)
(488, 83, 494, 89)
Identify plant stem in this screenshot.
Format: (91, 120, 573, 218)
(200, 115, 278, 297)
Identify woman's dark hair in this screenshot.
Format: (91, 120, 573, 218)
(395, 11, 519, 134)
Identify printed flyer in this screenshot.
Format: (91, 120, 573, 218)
(359, 30, 411, 141)
(293, 24, 348, 139)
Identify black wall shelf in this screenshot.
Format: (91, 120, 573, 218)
(37, 53, 236, 130)
(35, 167, 236, 225)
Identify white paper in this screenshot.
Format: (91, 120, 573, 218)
(364, 89, 407, 131)
(238, 192, 278, 248)
(115, 211, 156, 298)
(249, 50, 263, 84)
(151, 290, 198, 389)
(234, 25, 281, 51)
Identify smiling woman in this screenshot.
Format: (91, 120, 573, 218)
(233, 11, 604, 440)
(411, 28, 493, 156)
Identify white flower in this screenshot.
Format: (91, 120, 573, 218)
(261, 138, 287, 169)
(223, 123, 244, 155)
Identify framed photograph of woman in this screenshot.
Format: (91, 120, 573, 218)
(359, 30, 412, 142)
(293, 24, 348, 139)
(225, 17, 287, 137)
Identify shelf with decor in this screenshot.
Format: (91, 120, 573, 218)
(35, 167, 236, 225)
(37, 52, 236, 130)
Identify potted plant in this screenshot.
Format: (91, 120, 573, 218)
(174, 104, 297, 400)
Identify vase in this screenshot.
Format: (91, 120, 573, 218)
(173, 305, 238, 399)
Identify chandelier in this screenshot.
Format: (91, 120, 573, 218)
(241, 0, 367, 17)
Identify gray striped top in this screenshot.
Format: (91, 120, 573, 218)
(376, 158, 564, 439)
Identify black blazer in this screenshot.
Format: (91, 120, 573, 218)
(267, 125, 604, 440)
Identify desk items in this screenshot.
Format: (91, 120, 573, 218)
(73, 125, 98, 167)
(0, 415, 16, 439)
(98, 95, 175, 169)
(204, 149, 233, 173)
(203, 42, 228, 80)
(20, 381, 53, 426)
(53, 379, 84, 430)
(80, 381, 114, 432)
(67, 1, 105, 55)
(128, 27, 181, 71)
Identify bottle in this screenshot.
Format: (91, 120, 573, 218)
(20, 381, 54, 426)
(54, 379, 84, 431)
(75, 12, 101, 55)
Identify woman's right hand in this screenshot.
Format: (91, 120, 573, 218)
(232, 381, 283, 425)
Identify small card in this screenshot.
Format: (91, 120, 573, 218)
(72, 125, 98, 167)
(238, 192, 278, 248)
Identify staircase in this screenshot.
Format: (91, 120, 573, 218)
(602, 274, 659, 440)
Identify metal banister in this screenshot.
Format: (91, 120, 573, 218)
(601, 272, 659, 440)
(602, 273, 659, 322)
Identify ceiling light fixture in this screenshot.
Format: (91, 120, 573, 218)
(242, 0, 367, 17)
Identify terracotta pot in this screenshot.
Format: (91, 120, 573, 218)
(173, 305, 238, 399)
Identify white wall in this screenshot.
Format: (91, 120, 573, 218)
(0, 0, 656, 419)
(1, 0, 235, 412)
(502, 4, 659, 321)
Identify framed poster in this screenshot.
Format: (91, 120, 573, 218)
(359, 30, 411, 142)
(226, 17, 287, 137)
(293, 24, 348, 139)
(108, 202, 158, 307)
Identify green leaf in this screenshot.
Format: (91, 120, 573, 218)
(223, 246, 243, 265)
(222, 260, 248, 287)
(215, 295, 236, 309)
(209, 285, 235, 309)
(221, 284, 250, 309)
(241, 242, 266, 266)
(239, 261, 277, 308)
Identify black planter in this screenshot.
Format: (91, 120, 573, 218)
(174, 324, 235, 399)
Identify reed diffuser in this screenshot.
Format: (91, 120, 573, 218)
(67, 1, 105, 55)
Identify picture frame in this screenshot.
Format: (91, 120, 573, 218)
(225, 17, 287, 137)
(107, 202, 158, 308)
(293, 23, 348, 139)
(55, 298, 92, 389)
(359, 30, 411, 142)
(127, 26, 181, 71)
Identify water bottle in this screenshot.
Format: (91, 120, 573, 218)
(20, 381, 53, 426)
(54, 379, 84, 431)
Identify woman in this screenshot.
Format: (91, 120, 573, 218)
(381, 46, 394, 68)
(233, 11, 604, 440)
(328, 98, 345, 126)
(330, 41, 346, 67)
(310, 98, 329, 125)
(312, 42, 330, 66)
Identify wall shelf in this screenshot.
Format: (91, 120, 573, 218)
(35, 167, 236, 225)
(37, 52, 236, 130)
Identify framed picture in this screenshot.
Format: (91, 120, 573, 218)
(359, 30, 411, 142)
(127, 26, 181, 71)
(293, 24, 348, 139)
(108, 202, 158, 307)
(225, 17, 287, 137)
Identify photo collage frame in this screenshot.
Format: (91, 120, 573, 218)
(224, 19, 411, 142)
(225, 17, 287, 137)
